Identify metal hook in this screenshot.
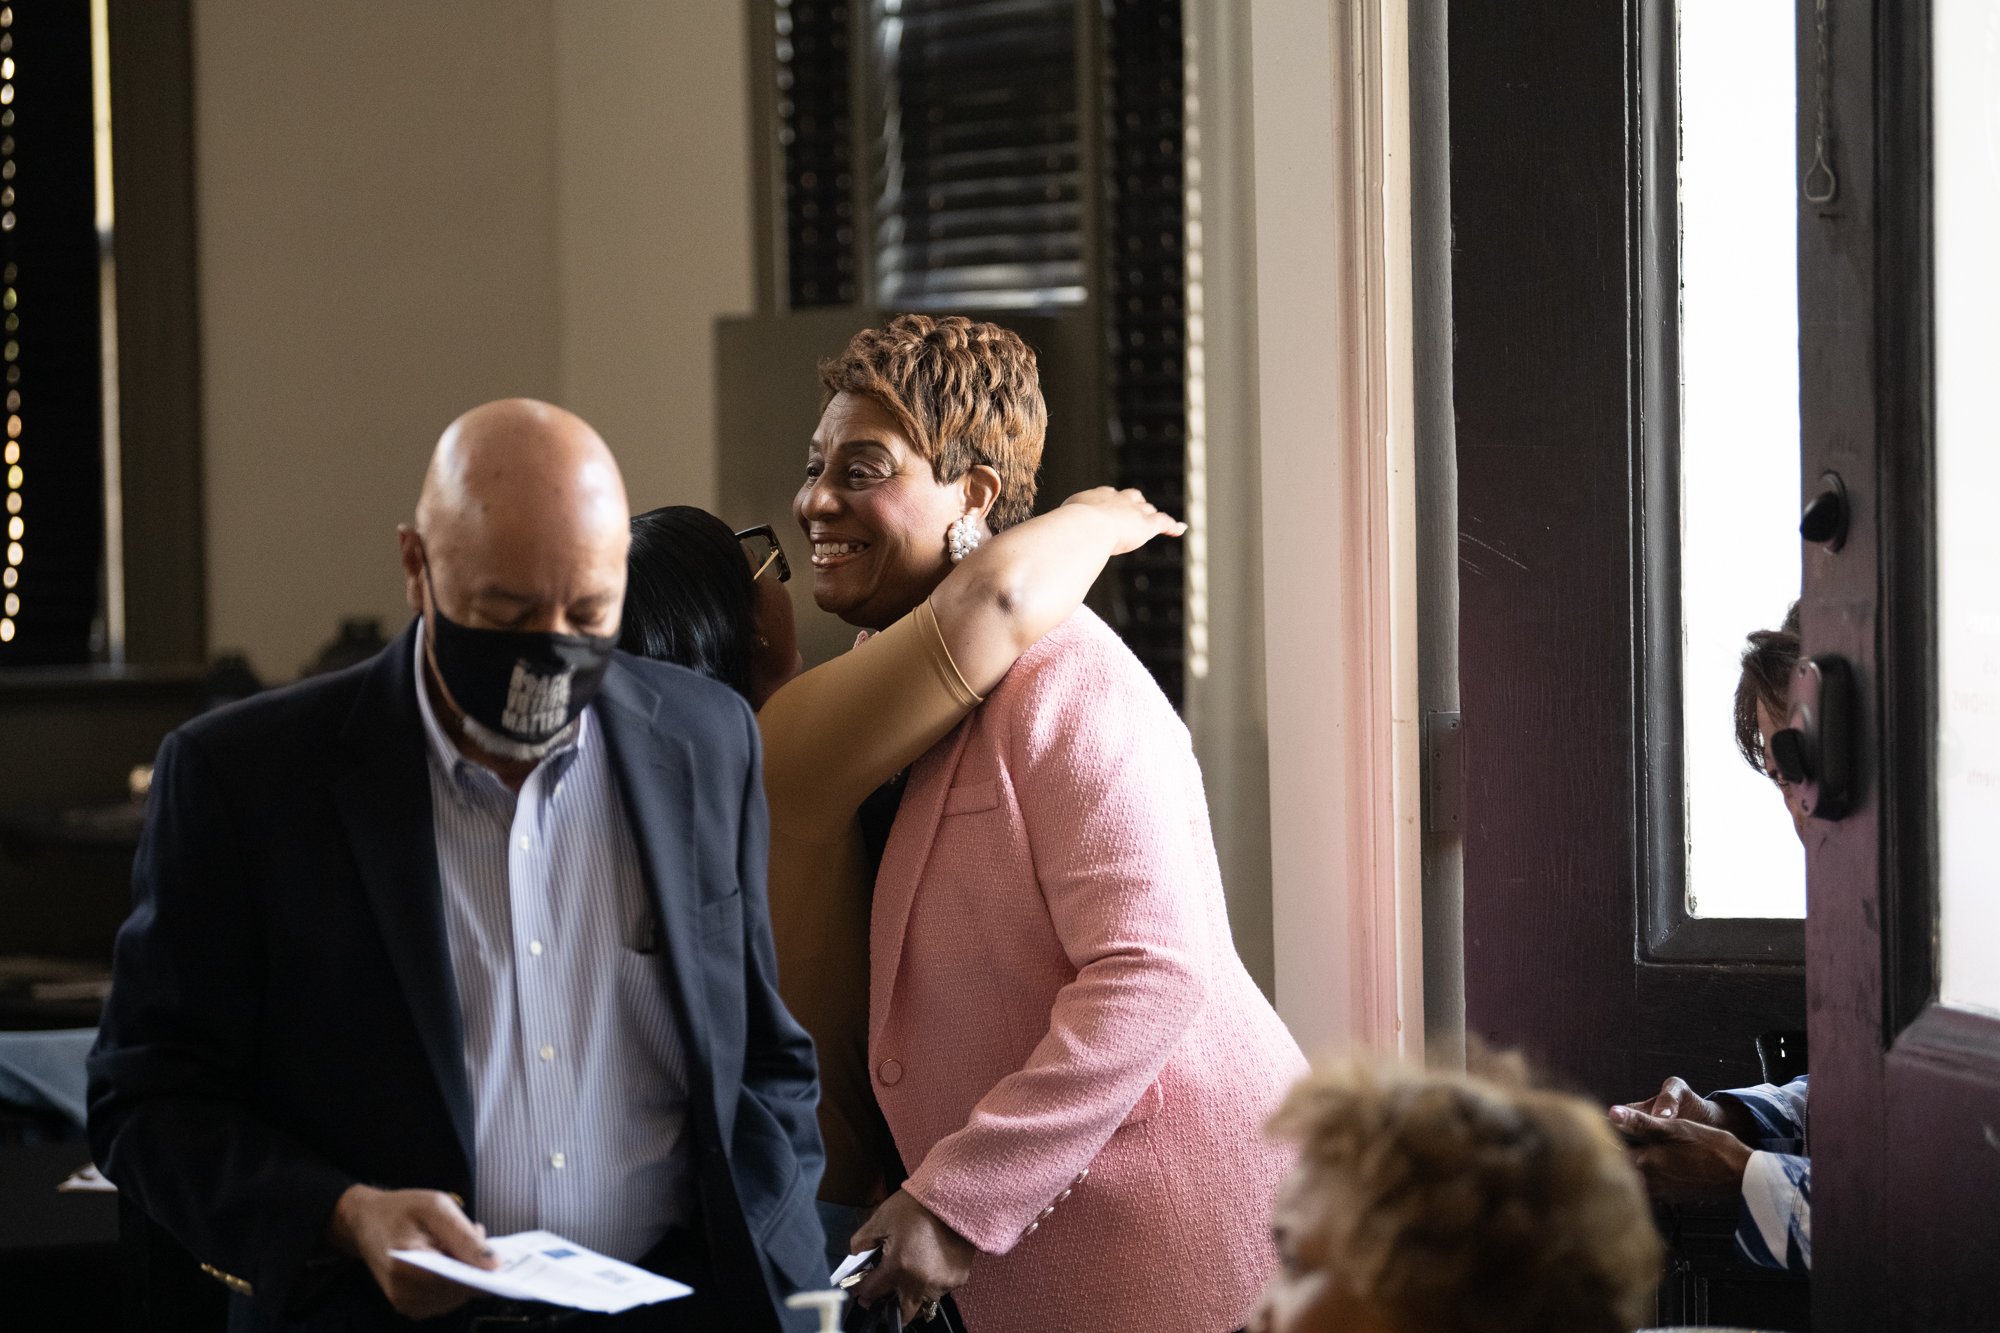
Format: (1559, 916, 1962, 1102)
(1803, 0, 1839, 204)
(1804, 143, 1837, 205)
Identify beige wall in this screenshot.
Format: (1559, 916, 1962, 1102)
(195, 1, 754, 678)
(553, 2, 754, 517)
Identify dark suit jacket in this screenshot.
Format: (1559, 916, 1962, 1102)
(88, 623, 826, 1331)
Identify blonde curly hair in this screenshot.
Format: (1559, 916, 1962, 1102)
(818, 313, 1047, 530)
(1269, 1056, 1661, 1333)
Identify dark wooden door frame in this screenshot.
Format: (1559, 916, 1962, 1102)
(1450, 0, 1804, 1112)
(1800, 0, 2000, 1327)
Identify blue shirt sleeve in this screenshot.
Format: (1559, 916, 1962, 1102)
(1714, 1075, 1810, 1271)
(1734, 1150, 1811, 1273)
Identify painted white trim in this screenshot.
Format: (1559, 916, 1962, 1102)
(1184, 0, 1278, 993)
(1248, 0, 1422, 1059)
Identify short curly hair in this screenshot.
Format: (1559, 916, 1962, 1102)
(1269, 1057, 1661, 1333)
(817, 313, 1046, 530)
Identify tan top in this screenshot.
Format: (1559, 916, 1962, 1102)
(758, 599, 981, 1206)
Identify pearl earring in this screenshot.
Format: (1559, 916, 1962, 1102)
(947, 516, 983, 564)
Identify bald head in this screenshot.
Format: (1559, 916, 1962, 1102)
(417, 398, 628, 552)
(400, 398, 632, 643)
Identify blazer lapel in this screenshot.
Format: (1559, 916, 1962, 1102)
(333, 622, 474, 1175)
(594, 661, 714, 1083)
(869, 720, 975, 1048)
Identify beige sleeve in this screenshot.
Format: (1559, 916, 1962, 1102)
(758, 599, 982, 845)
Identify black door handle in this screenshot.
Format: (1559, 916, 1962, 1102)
(1800, 471, 1849, 549)
(1770, 653, 1860, 821)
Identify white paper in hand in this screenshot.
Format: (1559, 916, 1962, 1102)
(391, 1230, 691, 1315)
(830, 1247, 878, 1287)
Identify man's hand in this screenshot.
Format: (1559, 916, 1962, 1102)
(1609, 1104, 1754, 1203)
(1621, 1075, 1759, 1141)
(327, 1184, 498, 1320)
(849, 1189, 977, 1325)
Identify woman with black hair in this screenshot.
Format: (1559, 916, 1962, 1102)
(620, 486, 1184, 1278)
(621, 505, 801, 708)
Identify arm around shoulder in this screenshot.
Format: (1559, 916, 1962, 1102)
(758, 605, 981, 842)
(927, 486, 1184, 693)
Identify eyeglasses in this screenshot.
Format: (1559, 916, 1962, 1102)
(734, 524, 790, 584)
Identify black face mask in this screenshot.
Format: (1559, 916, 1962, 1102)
(422, 565, 615, 752)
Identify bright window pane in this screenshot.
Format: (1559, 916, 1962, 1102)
(1935, 0, 2000, 1017)
(1677, 1, 1804, 919)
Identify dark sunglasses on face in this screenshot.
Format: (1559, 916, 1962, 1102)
(734, 524, 790, 584)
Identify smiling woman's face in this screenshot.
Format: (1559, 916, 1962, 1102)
(793, 391, 976, 630)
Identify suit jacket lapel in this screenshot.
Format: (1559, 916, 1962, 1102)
(595, 661, 714, 1082)
(869, 720, 975, 1048)
(333, 622, 475, 1176)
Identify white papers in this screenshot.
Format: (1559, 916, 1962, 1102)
(57, 1165, 117, 1193)
(391, 1230, 691, 1314)
(830, 1247, 878, 1288)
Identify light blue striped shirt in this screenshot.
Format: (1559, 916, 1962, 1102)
(1721, 1075, 1811, 1273)
(413, 626, 691, 1261)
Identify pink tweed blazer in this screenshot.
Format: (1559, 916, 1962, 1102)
(871, 610, 1307, 1333)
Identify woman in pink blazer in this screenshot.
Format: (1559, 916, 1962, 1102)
(797, 315, 1307, 1332)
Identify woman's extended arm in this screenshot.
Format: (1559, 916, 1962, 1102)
(759, 488, 1179, 840)
(929, 487, 1183, 695)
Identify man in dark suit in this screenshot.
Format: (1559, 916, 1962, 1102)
(89, 400, 825, 1331)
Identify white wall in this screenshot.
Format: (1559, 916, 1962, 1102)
(1246, 0, 1423, 1059)
(194, 1, 754, 678)
(1185, 0, 1275, 994)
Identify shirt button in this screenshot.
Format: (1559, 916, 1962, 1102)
(529, 940, 544, 957)
(538, 1045, 555, 1062)
(550, 1152, 566, 1169)
(877, 1059, 904, 1086)
(517, 835, 532, 851)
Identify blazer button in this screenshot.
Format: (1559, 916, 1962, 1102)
(1056, 1188, 1072, 1202)
(877, 1059, 904, 1086)
(1022, 1221, 1039, 1238)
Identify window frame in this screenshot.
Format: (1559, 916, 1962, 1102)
(1633, 0, 1804, 965)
